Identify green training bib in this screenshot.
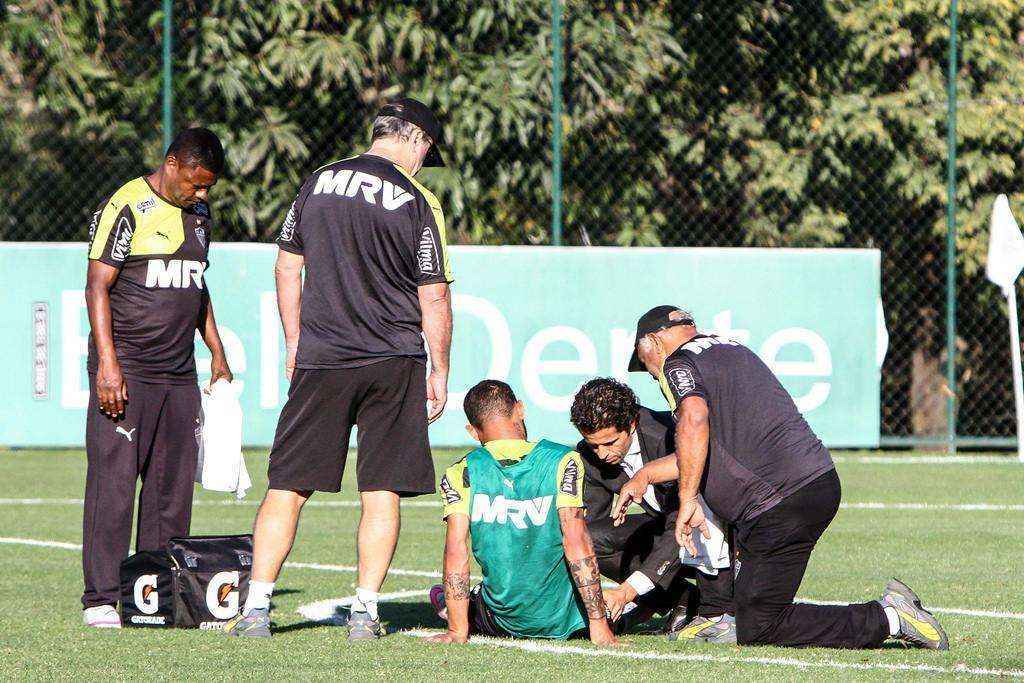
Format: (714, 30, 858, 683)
(466, 439, 586, 639)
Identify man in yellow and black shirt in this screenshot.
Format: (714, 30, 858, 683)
(81, 128, 233, 628)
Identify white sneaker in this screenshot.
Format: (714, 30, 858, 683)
(83, 605, 121, 628)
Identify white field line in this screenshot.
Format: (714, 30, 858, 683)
(404, 629, 1024, 679)
(285, 561, 442, 579)
(833, 455, 1017, 465)
(3, 498, 1024, 512)
(840, 502, 1024, 511)
(0, 498, 441, 508)
(3, 536, 1023, 624)
(798, 599, 1024, 622)
(0, 536, 82, 550)
(0, 538, 442, 578)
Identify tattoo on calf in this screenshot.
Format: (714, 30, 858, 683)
(444, 571, 471, 601)
(568, 555, 606, 619)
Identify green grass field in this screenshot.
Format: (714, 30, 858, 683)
(1, 449, 1022, 680)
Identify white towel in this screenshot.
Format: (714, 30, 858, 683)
(679, 495, 730, 576)
(195, 379, 251, 499)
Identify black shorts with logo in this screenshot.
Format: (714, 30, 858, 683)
(267, 357, 434, 496)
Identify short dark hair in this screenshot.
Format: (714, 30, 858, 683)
(464, 380, 518, 430)
(166, 127, 225, 174)
(570, 378, 639, 435)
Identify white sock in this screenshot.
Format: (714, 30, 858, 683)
(884, 605, 900, 636)
(244, 580, 274, 615)
(352, 587, 379, 620)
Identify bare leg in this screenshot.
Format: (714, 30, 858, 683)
(356, 490, 401, 592)
(251, 488, 312, 582)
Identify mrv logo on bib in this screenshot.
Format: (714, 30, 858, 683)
(471, 494, 552, 529)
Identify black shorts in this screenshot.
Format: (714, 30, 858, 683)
(468, 585, 512, 638)
(467, 584, 588, 640)
(267, 357, 434, 495)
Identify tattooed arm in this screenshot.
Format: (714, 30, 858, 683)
(428, 513, 472, 644)
(559, 507, 619, 647)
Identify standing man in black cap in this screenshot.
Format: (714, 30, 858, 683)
(226, 98, 454, 640)
(626, 306, 949, 650)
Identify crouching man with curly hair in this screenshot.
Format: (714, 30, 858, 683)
(570, 377, 737, 643)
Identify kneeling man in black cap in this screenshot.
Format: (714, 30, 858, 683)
(626, 305, 948, 650)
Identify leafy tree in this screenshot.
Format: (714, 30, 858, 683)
(2, 0, 1024, 439)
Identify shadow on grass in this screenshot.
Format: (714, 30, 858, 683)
(382, 601, 442, 633)
(272, 602, 671, 638)
(272, 601, 443, 636)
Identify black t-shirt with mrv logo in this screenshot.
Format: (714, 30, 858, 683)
(87, 177, 211, 383)
(659, 334, 834, 524)
(277, 153, 453, 368)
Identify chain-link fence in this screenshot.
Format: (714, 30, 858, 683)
(3, 1, 1024, 447)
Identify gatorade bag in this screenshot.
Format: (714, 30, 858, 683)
(169, 535, 252, 629)
(120, 534, 252, 629)
(120, 550, 175, 628)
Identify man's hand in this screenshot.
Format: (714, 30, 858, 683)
(209, 353, 233, 387)
(675, 497, 710, 557)
(602, 583, 638, 623)
(588, 620, 622, 647)
(285, 344, 297, 380)
(426, 631, 468, 644)
(426, 371, 448, 423)
(613, 472, 650, 526)
(419, 282, 451, 421)
(96, 358, 127, 419)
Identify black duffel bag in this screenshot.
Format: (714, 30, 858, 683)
(120, 534, 252, 629)
(119, 550, 175, 628)
(168, 535, 252, 630)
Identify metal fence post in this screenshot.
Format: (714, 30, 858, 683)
(945, 0, 959, 455)
(162, 0, 174, 153)
(551, 0, 563, 246)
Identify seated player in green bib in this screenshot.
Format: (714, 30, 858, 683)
(426, 380, 618, 646)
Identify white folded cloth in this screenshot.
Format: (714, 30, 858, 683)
(679, 495, 731, 576)
(195, 379, 251, 499)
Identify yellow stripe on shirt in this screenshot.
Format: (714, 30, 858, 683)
(393, 164, 453, 283)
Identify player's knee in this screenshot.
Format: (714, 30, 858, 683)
(260, 488, 310, 515)
(736, 620, 764, 645)
(735, 604, 774, 645)
(359, 490, 401, 520)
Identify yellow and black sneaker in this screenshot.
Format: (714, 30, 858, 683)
(878, 579, 948, 650)
(667, 614, 737, 644)
(224, 607, 272, 638)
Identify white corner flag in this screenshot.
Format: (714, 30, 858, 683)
(986, 194, 1024, 461)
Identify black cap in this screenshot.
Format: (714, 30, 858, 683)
(627, 306, 695, 372)
(376, 97, 445, 167)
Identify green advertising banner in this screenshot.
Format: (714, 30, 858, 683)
(1, 244, 880, 448)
